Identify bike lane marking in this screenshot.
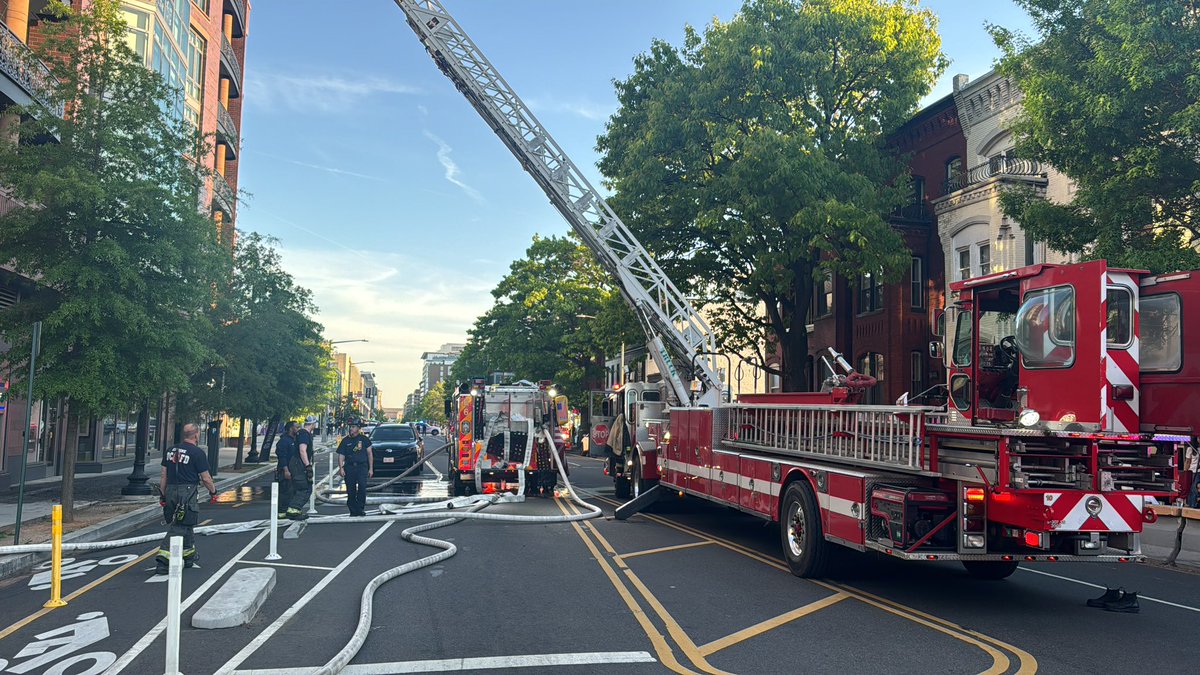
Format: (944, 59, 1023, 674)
(0, 548, 157, 641)
(106, 528, 271, 673)
(1018, 567, 1200, 613)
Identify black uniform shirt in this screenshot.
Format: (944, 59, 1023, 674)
(162, 442, 210, 485)
(297, 429, 314, 464)
(337, 434, 372, 465)
(276, 435, 296, 469)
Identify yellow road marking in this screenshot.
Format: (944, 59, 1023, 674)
(232, 503, 246, 509)
(200, 518, 214, 525)
(0, 547, 157, 641)
(591, 493, 1032, 674)
(617, 541, 714, 561)
(551, 497, 699, 675)
(697, 592, 849, 656)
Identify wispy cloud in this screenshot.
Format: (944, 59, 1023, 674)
(526, 95, 614, 121)
(423, 131, 484, 203)
(250, 150, 390, 182)
(247, 71, 422, 114)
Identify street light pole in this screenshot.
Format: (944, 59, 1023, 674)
(13, 321, 41, 544)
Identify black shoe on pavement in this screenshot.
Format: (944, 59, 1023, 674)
(1087, 587, 1123, 608)
(184, 561, 201, 570)
(154, 566, 168, 576)
(1103, 591, 1140, 613)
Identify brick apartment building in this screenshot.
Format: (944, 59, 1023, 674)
(0, 0, 251, 487)
(804, 93, 965, 405)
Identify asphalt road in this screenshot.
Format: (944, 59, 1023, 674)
(0, 436, 1196, 674)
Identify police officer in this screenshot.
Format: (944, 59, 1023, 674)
(337, 417, 373, 517)
(156, 423, 217, 575)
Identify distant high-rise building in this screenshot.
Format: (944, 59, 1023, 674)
(420, 343, 464, 398)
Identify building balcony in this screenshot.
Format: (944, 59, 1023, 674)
(216, 103, 238, 156)
(889, 203, 933, 225)
(224, 0, 247, 38)
(942, 157, 1044, 195)
(0, 20, 63, 117)
(220, 34, 242, 97)
(212, 173, 235, 221)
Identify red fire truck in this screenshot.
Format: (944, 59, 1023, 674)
(396, 0, 1191, 579)
(447, 379, 566, 497)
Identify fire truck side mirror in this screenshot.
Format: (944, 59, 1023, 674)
(929, 341, 944, 360)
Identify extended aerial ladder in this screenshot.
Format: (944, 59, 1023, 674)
(393, 0, 723, 408)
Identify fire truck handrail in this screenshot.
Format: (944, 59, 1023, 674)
(722, 404, 934, 473)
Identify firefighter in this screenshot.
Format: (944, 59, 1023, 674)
(295, 414, 318, 504)
(155, 424, 217, 575)
(337, 417, 373, 517)
(275, 421, 297, 519)
(280, 421, 311, 520)
(606, 412, 631, 477)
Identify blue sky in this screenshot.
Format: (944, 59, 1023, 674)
(236, 0, 1034, 405)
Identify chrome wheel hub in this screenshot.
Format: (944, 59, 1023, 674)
(787, 502, 805, 557)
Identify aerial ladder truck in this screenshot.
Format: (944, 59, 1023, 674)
(394, 0, 1189, 579)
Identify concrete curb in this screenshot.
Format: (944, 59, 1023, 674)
(191, 566, 276, 629)
(0, 460, 281, 581)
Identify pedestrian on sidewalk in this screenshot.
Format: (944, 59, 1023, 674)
(155, 424, 217, 575)
(275, 422, 297, 519)
(337, 418, 373, 517)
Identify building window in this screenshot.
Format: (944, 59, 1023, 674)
(910, 257, 924, 310)
(910, 351, 924, 399)
(123, 7, 151, 65)
(945, 156, 963, 192)
(857, 353, 884, 404)
(186, 29, 206, 106)
(858, 272, 882, 314)
(958, 248, 971, 281)
(978, 243, 991, 276)
(815, 270, 833, 318)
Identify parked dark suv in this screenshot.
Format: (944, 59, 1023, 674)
(369, 423, 423, 475)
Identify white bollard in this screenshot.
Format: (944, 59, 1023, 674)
(307, 454, 318, 515)
(266, 481, 281, 560)
(164, 535, 183, 675)
(328, 451, 337, 490)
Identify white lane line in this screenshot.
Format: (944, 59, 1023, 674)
(1018, 567, 1200, 613)
(215, 522, 395, 675)
(109, 528, 272, 672)
(236, 559, 336, 571)
(232, 650, 657, 674)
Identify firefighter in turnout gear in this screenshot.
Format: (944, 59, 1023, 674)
(156, 424, 217, 575)
(337, 417, 373, 516)
(280, 421, 311, 520)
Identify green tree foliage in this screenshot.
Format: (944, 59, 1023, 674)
(332, 394, 360, 425)
(419, 380, 448, 425)
(452, 235, 641, 399)
(597, 0, 946, 390)
(991, 0, 1200, 273)
(185, 233, 328, 422)
(0, 0, 223, 415)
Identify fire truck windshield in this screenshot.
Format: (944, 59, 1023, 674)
(1015, 286, 1076, 368)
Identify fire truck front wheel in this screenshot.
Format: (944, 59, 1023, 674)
(961, 560, 1018, 580)
(780, 481, 830, 578)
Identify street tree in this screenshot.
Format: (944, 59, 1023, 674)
(419, 380, 448, 426)
(991, 0, 1200, 273)
(452, 235, 641, 400)
(597, 0, 946, 390)
(184, 232, 329, 463)
(0, 0, 225, 519)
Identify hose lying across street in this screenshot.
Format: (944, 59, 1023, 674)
(0, 428, 602, 673)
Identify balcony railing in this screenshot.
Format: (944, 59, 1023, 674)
(220, 35, 242, 92)
(212, 174, 235, 219)
(890, 202, 932, 224)
(943, 157, 1044, 194)
(225, 0, 247, 37)
(216, 103, 238, 151)
(0, 21, 63, 117)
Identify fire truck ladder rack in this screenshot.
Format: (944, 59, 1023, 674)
(394, 0, 723, 407)
(723, 404, 939, 475)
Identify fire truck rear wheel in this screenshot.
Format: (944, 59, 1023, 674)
(780, 481, 830, 578)
(961, 560, 1019, 580)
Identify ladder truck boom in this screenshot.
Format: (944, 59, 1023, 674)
(394, 0, 722, 407)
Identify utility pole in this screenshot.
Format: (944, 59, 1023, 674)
(13, 321, 41, 544)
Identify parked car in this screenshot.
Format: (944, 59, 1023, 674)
(369, 423, 423, 475)
(361, 422, 378, 436)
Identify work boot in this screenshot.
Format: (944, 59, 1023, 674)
(286, 508, 307, 521)
(1087, 587, 1123, 608)
(1103, 591, 1140, 613)
(184, 561, 201, 570)
(277, 511, 288, 519)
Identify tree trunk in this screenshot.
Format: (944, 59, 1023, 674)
(782, 271, 815, 392)
(234, 416, 246, 469)
(60, 407, 79, 523)
(261, 414, 280, 464)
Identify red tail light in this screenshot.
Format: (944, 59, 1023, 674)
(1024, 531, 1043, 548)
(965, 487, 985, 503)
